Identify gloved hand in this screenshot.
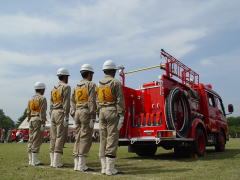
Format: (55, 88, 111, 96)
(117, 116, 124, 130)
(89, 119, 95, 129)
(40, 124, 45, 131)
(63, 117, 69, 127)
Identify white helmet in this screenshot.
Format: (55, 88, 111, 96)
(80, 64, 94, 73)
(57, 67, 70, 76)
(102, 60, 118, 70)
(34, 82, 46, 90)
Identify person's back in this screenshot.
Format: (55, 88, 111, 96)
(97, 60, 125, 175)
(71, 64, 96, 171)
(49, 67, 71, 168)
(27, 82, 47, 166)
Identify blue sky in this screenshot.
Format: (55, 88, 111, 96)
(0, 0, 239, 121)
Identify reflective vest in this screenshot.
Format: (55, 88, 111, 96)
(97, 86, 114, 103)
(29, 100, 40, 114)
(75, 88, 89, 104)
(51, 88, 62, 104)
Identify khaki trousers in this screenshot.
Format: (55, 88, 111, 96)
(99, 106, 119, 157)
(64, 124, 68, 144)
(50, 109, 65, 153)
(73, 108, 93, 157)
(28, 117, 43, 153)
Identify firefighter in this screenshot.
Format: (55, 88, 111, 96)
(27, 82, 47, 166)
(97, 60, 125, 175)
(70, 64, 96, 171)
(50, 68, 71, 168)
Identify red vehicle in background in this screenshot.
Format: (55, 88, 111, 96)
(11, 129, 17, 142)
(119, 49, 233, 157)
(21, 129, 29, 142)
(10, 129, 29, 142)
(43, 130, 50, 142)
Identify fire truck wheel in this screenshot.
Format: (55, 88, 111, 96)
(166, 87, 190, 138)
(194, 127, 206, 156)
(215, 130, 226, 152)
(134, 145, 157, 157)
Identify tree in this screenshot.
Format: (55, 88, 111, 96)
(227, 116, 240, 126)
(0, 109, 15, 130)
(227, 116, 240, 137)
(16, 109, 28, 128)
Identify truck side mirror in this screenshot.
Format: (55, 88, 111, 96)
(228, 104, 234, 113)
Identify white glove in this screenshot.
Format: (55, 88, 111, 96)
(63, 117, 69, 127)
(117, 116, 124, 130)
(89, 119, 95, 129)
(40, 125, 45, 131)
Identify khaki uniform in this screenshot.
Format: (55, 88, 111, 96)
(71, 79, 96, 157)
(50, 81, 71, 154)
(97, 75, 125, 157)
(27, 93, 47, 153)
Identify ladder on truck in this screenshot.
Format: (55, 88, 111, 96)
(119, 49, 199, 86)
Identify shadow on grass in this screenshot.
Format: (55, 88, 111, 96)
(52, 162, 101, 169)
(119, 165, 192, 175)
(122, 148, 240, 162)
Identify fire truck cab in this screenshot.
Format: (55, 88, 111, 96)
(119, 49, 233, 157)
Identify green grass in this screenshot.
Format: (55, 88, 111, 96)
(0, 139, 240, 180)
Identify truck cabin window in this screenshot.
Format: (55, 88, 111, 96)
(208, 93, 215, 107)
(216, 98, 226, 115)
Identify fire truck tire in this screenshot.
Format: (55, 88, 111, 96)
(133, 145, 157, 157)
(166, 87, 190, 138)
(215, 130, 226, 152)
(193, 127, 206, 156)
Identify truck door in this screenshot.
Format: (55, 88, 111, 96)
(215, 97, 227, 129)
(207, 92, 218, 132)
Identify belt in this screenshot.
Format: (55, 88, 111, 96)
(76, 106, 88, 109)
(100, 104, 116, 108)
(30, 115, 40, 117)
(52, 107, 63, 110)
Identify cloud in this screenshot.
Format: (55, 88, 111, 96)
(198, 49, 240, 72)
(200, 59, 215, 66)
(0, 14, 67, 36)
(1, 0, 240, 120)
(0, 26, 207, 78)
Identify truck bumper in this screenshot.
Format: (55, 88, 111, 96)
(119, 136, 194, 146)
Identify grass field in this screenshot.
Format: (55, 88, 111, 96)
(0, 139, 239, 180)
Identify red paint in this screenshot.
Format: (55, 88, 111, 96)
(119, 49, 229, 150)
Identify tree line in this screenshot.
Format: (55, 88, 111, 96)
(0, 109, 27, 130)
(227, 116, 240, 137)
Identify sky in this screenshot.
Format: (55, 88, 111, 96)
(0, 0, 239, 121)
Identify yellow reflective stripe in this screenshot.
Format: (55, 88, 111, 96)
(97, 86, 114, 103)
(29, 100, 40, 113)
(51, 89, 62, 104)
(75, 88, 89, 104)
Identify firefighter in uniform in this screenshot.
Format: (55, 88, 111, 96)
(97, 60, 125, 175)
(50, 68, 71, 168)
(27, 82, 47, 166)
(71, 64, 96, 171)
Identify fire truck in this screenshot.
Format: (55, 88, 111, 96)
(119, 49, 234, 157)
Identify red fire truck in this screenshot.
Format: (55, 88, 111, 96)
(119, 49, 233, 157)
